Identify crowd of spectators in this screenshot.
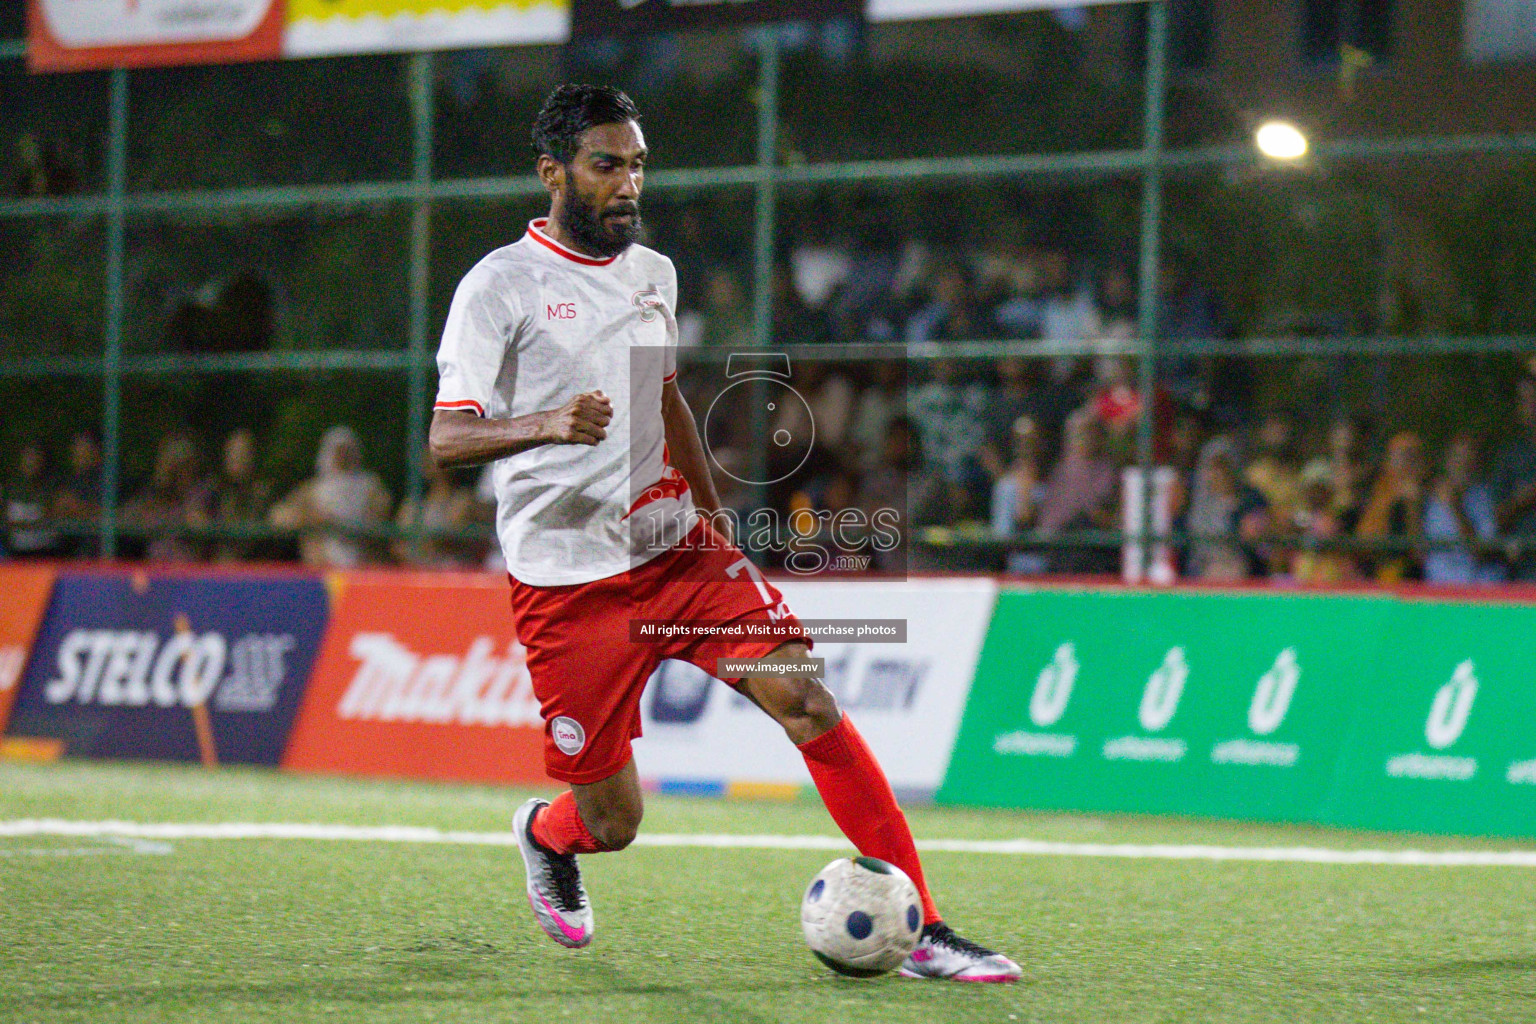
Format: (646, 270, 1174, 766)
(5, 358, 1536, 585)
(678, 350, 1536, 586)
(0, 424, 490, 570)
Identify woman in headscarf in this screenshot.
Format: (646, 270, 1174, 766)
(1184, 437, 1267, 581)
(268, 425, 392, 566)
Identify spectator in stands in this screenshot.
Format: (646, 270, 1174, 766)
(1356, 431, 1427, 583)
(1089, 355, 1142, 464)
(1325, 416, 1369, 525)
(828, 208, 900, 341)
(1038, 249, 1101, 346)
(771, 262, 830, 346)
(393, 453, 480, 568)
(859, 416, 944, 531)
(978, 357, 1039, 481)
(847, 360, 904, 473)
(1037, 409, 1118, 572)
(1493, 374, 1536, 580)
(54, 429, 103, 555)
(268, 425, 392, 567)
(990, 245, 1046, 339)
(699, 269, 752, 349)
(991, 415, 1044, 536)
(1158, 256, 1228, 410)
(1244, 412, 1301, 529)
(1290, 458, 1356, 585)
(1186, 442, 1266, 582)
(904, 263, 994, 343)
(774, 362, 855, 457)
(1424, 432, 1504, 585)
(991, 415, 1050, 576)
(2, 441, 63, 558)
(122, 432, 211, 562)
(206, 428, 274, 562)
(1094, 264, 1137, 345)
(908, 358, 989, 506)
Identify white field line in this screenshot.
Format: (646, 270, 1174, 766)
(2, 819, 1535, 867)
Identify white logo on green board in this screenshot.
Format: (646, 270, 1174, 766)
(1249, 648, 1299, 736)
(1030, 643, 1077, 727)
(1425, 660, 1477, 749)
(1210, 648, 1302, 768)
(1103, 647, 1188, 763)
(993, 642, 1080, 759)
(1384, 660, 1479, 781)
(1139, 647, 1187, 732)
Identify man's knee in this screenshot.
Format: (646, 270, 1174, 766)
(761, 674, 842, 742)
(585, 804, 642, 850)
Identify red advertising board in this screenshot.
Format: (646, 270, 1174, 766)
(28, 0, 285, 73)
(283, 572, 549, 785)
(0, 564, 57, 736)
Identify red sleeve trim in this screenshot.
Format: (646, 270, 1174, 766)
(663, 371, 677, 383)
(434, 399, 485, 416)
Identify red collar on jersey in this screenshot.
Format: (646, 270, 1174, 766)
(526, 218, 618, 267)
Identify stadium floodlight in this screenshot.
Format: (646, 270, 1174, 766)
(1255, 120, 1309, 161)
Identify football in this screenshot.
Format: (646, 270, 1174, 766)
(800, 856, 923, 977)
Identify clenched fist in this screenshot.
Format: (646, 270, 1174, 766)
(543, 390, 613, 446)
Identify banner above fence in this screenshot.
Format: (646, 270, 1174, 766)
(283, 0, 568, 60)
(27, 0, 286, 72)
(570, 0, 861, 38)
(27, 0, 1141, 71)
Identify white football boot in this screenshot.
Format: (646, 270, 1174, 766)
(512, 798, 594, 948)
(899, 922, 1022, 982)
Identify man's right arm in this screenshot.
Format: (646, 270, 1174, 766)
(430, 391, 613, 469)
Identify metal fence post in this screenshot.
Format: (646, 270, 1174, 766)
(746, 30, 782, 520)
(101, 67, 129, 558)
(405, 52, 435, 554)
(751, 29, 780, 349)
(1134, 1, 1169, 581)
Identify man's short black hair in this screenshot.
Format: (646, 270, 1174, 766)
(532, 85, 641, 166)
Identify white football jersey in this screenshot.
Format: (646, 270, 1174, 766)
(434, 219, 695, 586)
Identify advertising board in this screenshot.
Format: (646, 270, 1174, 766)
(634, 578, 996, 796)
(0, 564, 57, 737)
(282, 572, 549, 785)
(7, 571, 327, 764)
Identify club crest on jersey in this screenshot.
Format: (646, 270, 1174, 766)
(633, 287, 664, 322)
(551, 716, 586, 756)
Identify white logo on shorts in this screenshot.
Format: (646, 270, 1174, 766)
(551, 716, 586, 756)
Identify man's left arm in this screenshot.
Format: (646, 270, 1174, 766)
(662, 379, 722, 516)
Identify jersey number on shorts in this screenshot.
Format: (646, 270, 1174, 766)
(726, 558, 793, 622)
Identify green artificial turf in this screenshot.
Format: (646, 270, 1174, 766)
(2, 760, 1534, 1023)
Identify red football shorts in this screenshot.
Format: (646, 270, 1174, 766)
(507, 521, 810, 784)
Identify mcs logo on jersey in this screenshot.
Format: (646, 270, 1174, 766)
(6, 572, 326, 764)
(284, 573, 549, 785)
(546, 302, 577, 320)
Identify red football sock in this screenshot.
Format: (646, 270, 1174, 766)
(798, 715, 942, 925)
(530, 790, 607, 855)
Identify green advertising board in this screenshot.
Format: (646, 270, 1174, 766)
(1321, 597, 1536, 837)
(939, 586, 1536, 837)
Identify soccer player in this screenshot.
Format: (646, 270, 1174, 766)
(428, 84, 1021, 983)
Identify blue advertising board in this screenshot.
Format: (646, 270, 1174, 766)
(6, 572, 329, 765)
